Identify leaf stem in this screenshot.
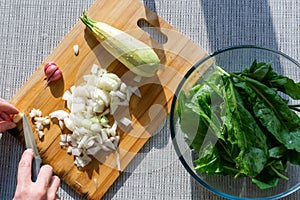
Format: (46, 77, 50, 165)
(229, 72, 244, 81)
(270, 165, 289, 181)
(216, 66, 230, 77)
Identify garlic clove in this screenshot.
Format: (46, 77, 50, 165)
(47, 69, 62, 82)
(43, 62, 63, 87)
(73, 45, 79, 56)
(44, 62, 57, 73)
(45, 64, 58, 78)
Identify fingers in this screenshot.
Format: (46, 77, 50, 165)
(36, 165, 53, 188)
(37, 165, 61, 200)
(0, 100, 19, 132)
(0, 100, 19, 114)
(17, 149, 34, 186)
(0, 112, 11, 121)
(14, 150, 61, 200)
(47, 176, 60, 200)
(49, 176, 60, 192)
(0, 121, 16, 132)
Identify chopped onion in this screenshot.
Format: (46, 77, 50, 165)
(116, 152, 121, 171)
(49, 110, 69, 120)
(133, 75, 142, 83)
(74, 154, 92, 167)
(120, 117, 132, 126)
(94, 178, 99, 189)
(103, 139, 116, 150)
(29, 108, 50, 140)
(59, 141, 68, 149)
(50, 64, 140, 167)
(58, 120, 64, 130)
(112, 136, 120, 147)
(64, 117, 75, 131)
(37, 130, 44, 140)
(91, 64, 99, 74)
(29, 108, 42, 118)
(72, 148, 82, 156)
(62, 90, 72, 101)
(67, 146, 73, 154)
(119, 83, 127, 93)
(60, 134, 67, 143)
(87, 146, 101, 155)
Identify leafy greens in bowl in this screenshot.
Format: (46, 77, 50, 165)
(170, 45, 300, 199)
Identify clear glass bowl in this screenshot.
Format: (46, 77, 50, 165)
(170, 45, 300, 199)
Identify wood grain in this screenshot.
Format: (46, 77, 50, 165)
(10, 0, 207, 199)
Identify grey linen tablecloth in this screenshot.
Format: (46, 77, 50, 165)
(0, 0, 299, 199)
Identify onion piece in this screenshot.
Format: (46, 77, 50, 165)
(120, 117, 132, 126)
(133, 75, 142, 83)
(94, 178, 99, 189)
(116, 152, 121, 171)
(49, 110, 69, 120)
(52, 64, 136, 167)
(29, 108, 50, 140)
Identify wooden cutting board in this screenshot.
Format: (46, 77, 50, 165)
(10, 0, 207, 199)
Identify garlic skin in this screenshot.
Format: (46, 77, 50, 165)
(49, 69, 62, 81)
(44, 62, 62, 87)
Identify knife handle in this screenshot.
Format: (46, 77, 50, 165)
(32, 157, 42, 182)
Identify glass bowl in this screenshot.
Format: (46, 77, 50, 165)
(170, 45, 300, 199)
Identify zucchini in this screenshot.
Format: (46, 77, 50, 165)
(80, 11, 160, 77)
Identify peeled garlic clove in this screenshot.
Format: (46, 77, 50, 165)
(73, 45, 79, 56)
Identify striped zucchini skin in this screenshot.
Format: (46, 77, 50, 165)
(80, 12, 160, 77)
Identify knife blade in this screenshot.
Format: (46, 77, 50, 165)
(22, 114, 42, 182)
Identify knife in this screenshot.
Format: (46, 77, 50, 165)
(22, 114, 42, 182)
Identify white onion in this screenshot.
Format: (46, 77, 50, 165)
(29, 108, 42, 118)
(94, 178, 99, 189)
(133, 75, 142, 83)
(62, 90, 72, 101)
(49, 110, 69, 120)
(29, 109, 50, 140)
(64, 117, 75, 131)
(72, 148, 82, 156)
(103, 139, 116, 150)
(116, 152, 121, 171)
(37, 130, 44, 140)
(120, 117, 132, 126)
(50, 64, 140, 167)
(58, 120, 64, 130)
(91, 64, 98, 74)
(67, 146, 73, 154)
(60, 134, 67, 143)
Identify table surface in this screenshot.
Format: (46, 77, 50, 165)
(0, 0, 299, 199)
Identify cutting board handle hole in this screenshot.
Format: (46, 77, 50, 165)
(137, 19, 168, 44)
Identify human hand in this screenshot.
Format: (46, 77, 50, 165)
(0, 98, 19, 132)
(13, 149, 60, 200)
